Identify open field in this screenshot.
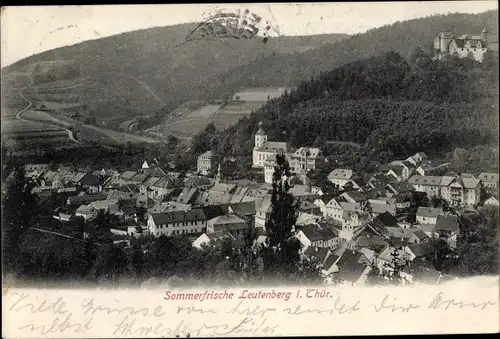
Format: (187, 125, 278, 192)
(82, 124, 160, 144)
(232, 87, 295, 102)
(145, 87, 292, 140)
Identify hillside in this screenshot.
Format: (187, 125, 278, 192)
(197, 10, 499, 98)
(191, 49, 499, 176)
(1, 23, 348, 127)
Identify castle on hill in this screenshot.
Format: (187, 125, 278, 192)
(433, 28, 498, 62)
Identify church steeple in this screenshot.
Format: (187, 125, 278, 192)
(254, 121, 267, 149)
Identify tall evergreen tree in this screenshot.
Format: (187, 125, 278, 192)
(262, 153, 302, 276)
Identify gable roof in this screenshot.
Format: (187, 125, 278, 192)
(408, 175, 442, 186)
(256, 141, 289, 153)
(198, 151, 213, 158)
(478, 172, 499, 183)
(322, 253, 340, 270)
(417, 207, 445, 218)
(328, 169, 353, 180)
(408, 242, 433, 258)
(150, 209, 206, 224)
(435, 215, 459, 232)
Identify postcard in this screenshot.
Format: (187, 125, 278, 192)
(2, 2, 499, 337)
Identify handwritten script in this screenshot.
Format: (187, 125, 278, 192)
(4, 282, 499, 337)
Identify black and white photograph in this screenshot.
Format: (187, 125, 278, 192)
(2, 2, 499, 337)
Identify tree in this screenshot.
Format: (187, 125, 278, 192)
(167, 135, 179, 149)
(261, 153, 303, 277)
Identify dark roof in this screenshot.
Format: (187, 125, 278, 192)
(230, 201, 256, 216)
(322, 254, 340, 270)
(386, 182, 415, 194)
(373, 212, 398, 228)
(435, 215, 459, 232)
(120, 206, 137, 214)
(305, 247, 330, 263)
(151, 209, 206, 224)
(408, 242, 433, 258)
(177, 188, 198, 203)
(79, 173, 101, 187)
(67, 194, 107, 205)
(344, 191, 366, 202)
(300, 224, 324, 242)
(195, 205, 225, 220)
(336, 252, 368, 282)
(412, 229, 429, 241)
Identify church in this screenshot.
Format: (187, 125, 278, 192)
(252, 121, 290, 169)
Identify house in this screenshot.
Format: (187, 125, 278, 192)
(478, 172, 499, 192)
(184, 176, 212, 189)
(386, 166, 405, 182)
(339, 191, 367, 210)
(433, 29, 494, 62)
(416, 207, 445, 226)
(67, 194, 108, 206)
(295, 224, 339, 250)
(304, 246, 331, 266)
(375, 246, 413, 275)
(327, 169, 354, 188)
(401, 265, 453, 285)
(148, 201, 192, 214)
(75, 205, 98, 221)
(401, 161, 416, 181)
(408, 175, 442, 198)
(252, 121, 290, 168)
(39, 170, 63, 188)
(255, 198, 272, 228)
(289, 147, 325, 174)
(406, 242, 433, 261)
(296, 200, 321, 216)
(385, 182, 414, 197)
(117, 205, 137, 221)
(333, 250, 372, 286)
(484, 196, 499, 206)
(367, 199, 397, 217)
(78, 173, 103, 193)
(206, 211, 248, 237)
(341, 210, 369, 232)
(434, 215, 459, 248)
(197, 151, 219, 175)
(177, 188, 199, 205)
(210, 183, 237, 194)
(88, 199, 119, 213)
(313, 195, 333, 215)
(147, 209, 207, 237)
(440, 176, 481, 207)
(321, 254, 341, 276)
(192, 231, 235, 250)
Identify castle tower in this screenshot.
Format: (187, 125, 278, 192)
(438, 32, 454, 53)
(481, 28, 489, 44)
(254, 121, 267, 149)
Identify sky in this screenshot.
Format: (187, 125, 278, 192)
(1, 1, 498, 67)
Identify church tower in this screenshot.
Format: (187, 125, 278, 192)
(254, 121, 267, 149)
(215, 162, 222, 183)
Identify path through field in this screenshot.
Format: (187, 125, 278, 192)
(15, 75, 80, 143)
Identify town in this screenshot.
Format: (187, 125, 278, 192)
(4, 117, 498, 286)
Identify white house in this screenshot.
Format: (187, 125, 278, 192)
(408, 175, 442, 198)
(327, 169, 354, 188)
(478, 172, 499, 191)
(192, 231, 235, 250)
(416, 207, 445, 226)
(252, 121, 290, 168)
(484, 196, 499, 206)
(148, 209, 207, 237)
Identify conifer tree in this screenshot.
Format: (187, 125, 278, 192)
(263, 153, 302, 276)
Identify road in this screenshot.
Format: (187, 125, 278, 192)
(16, 75, 80, 144)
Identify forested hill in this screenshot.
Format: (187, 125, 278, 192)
(192, 49, 498, 173)
(196, 10, 498, 99)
